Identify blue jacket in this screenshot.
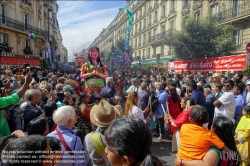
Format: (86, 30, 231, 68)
(154, 90, 168, 117)
(47, 126, 85, 166)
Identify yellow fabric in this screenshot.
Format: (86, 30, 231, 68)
(81, 62, 105, 88)
(91, 133, 105, 157)
(235, 116, 250, 166)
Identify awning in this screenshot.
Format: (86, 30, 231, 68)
(141, 57, 174, 65)
(0, 57, 40, 66)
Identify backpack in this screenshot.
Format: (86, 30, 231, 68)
(91, 133, 110, 165)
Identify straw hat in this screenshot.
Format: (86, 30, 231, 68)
(90, 100, 120, 128)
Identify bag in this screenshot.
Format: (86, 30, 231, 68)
(91, 132, 109, 164)
(150, 95, 159, 113)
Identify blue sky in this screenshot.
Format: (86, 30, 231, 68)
(57, 1, 127, 62)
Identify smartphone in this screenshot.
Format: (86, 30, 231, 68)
(56, 92, 64, 98)
(26, 67, 30, 74)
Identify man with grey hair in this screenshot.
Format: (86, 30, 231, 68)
(47, 106, 85, 166)
(101, 77, 122, 106)
(65, 74, 76, 89)
(20, 89, 42, 131)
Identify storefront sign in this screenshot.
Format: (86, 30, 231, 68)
(167, 54, 247, 71)
(0, 52, 15, 58)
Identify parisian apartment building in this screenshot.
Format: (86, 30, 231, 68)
(0, 0, 68, 66)
(82, 0, 250, 64)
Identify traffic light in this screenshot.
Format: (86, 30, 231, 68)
(111, 46, 115, 55)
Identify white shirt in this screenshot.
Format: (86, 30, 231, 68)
(246, 91, 250, 103)
(126, 85, 141, 94)
(214, 90, 236, 123)
(128, 105, 146, 123)
(176, 87, 181, 96)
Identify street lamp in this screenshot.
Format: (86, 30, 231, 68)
(136, 55, 141, 70)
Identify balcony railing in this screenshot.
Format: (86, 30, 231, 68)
(149, 29, 174, 43)
(0, 14, 47, 40)
(161, 14, 166, 19)
(22, 0, 31, 6)
(183, 3, 189, 9)
(169, 8, 175, 15)
(214, 1, 250, 23)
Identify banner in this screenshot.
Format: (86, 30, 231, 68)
(48, 43, 52, 67)
(167, 54, 247, 72)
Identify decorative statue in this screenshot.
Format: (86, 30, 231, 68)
(80, 46, 108, 91)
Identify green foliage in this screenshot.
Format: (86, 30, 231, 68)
(165, 16, 236, 60)
(40, 59, 50, 69)
(243, 66, 250, 76)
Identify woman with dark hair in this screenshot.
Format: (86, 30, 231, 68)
(27, 116, 49, 135)
(165, 97, 194, 152)
(76, 91, 92, 137)
(175, 116, 240, 166)
(46, 137, 63, 165)
(168, 86, 182, 119)
(11, 116, 50, 137)
(80, 46, 108, 92)
(105, 117, 162, 166)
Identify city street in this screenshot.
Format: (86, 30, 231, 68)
(152, 134, 176, 166)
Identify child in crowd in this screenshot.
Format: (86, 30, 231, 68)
(235, 105, 250, 166)
(177, 104, 231, 160)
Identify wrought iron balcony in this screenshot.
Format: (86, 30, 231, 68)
(0, 14, 47, 40)
(22, 0, 31, 6)
(169, 8, 175, 15)
(214, 1, 250, 23)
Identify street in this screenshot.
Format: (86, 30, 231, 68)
(152, 134, 176, 166)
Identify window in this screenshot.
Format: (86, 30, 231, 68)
(24, 13, 29, 31)
(143, 18, 146, 27)
(233, 29, 241, 46)
(210, 4, 218, 15)
(139, 50, 141, 57)
(143, 34, 146, 43)
(171, 0, 175, 10)
(162, 5, 165, 16)
(154, 11, 157, 21)
(195, 11, 201, 20)
(139, 36, 141, 45)
(1, 4, 6, 24)
(149, 15, 151, 24)
(148, 48, 150, 57)
(0, 33, 8, 43)
(143, 49, 145, 57)
(135, 38, 137, 47)
(25, 39, 30, 48)
(139, 21, 141, 30)
(144, 5, 146, 14)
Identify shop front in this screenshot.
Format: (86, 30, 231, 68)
(0, 52, 40, 66)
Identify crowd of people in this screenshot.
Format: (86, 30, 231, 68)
(0, 61, 249, 166)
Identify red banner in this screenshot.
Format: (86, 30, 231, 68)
(167, 54, 247, 71)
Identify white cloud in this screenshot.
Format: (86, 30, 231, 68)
(57, 1, 122, 62)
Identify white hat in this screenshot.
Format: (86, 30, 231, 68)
(212, 73, 221, 78)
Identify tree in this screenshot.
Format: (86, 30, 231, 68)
(165, 16, 236, 60)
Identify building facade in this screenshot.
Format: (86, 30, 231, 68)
(84, 0, 250, 62)
(0, 0, 67, 67)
